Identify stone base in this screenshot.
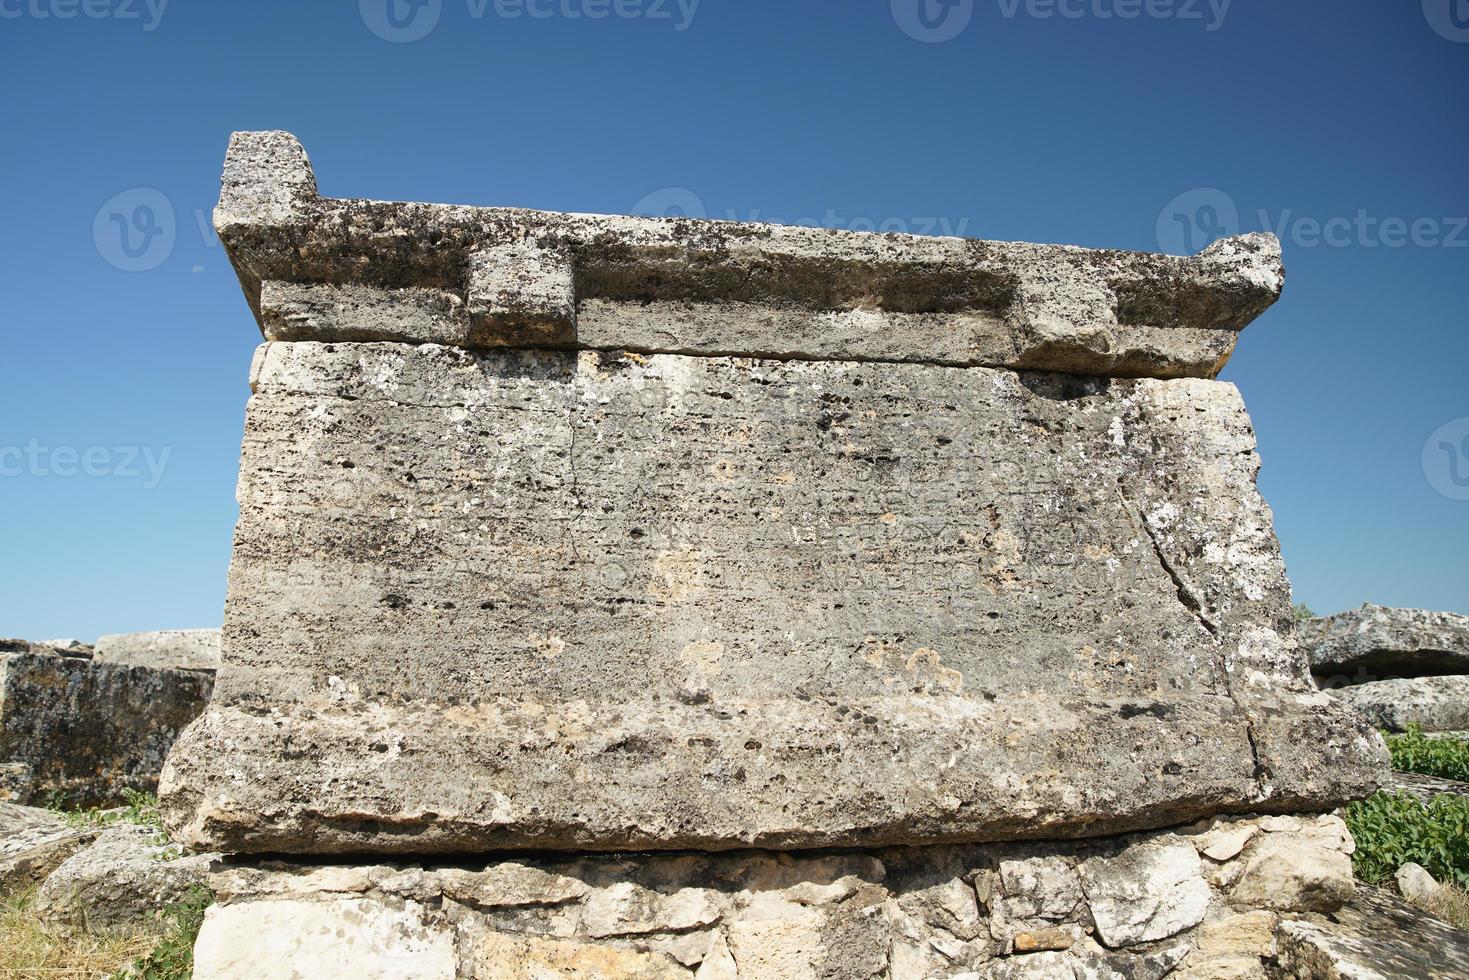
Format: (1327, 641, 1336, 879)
(192, 813, 1364, 979)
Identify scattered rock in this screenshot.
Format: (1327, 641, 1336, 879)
(1394, 862, 1445, 907)
(1275, 884, 1469, 979)
(33, 824, 215, 931)
(1386, 769, 1469, 803)
(0, 802, 96, 894)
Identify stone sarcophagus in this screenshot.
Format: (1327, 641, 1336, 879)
(159, 132, 1384, 856)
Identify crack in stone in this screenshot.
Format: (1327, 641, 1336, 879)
(1115, 486, 1219, 642)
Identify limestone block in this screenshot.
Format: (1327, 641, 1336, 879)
(213, 131, 1286, 381)
(1303, 603, 1469, 685)
(1, 647, 213, 807)
(1227, 835, 1354, 914)
(160, 342, 1384, 854)
(468, 931, 688, 979)
(192, 897, 456, 980)
(1330, 675, 1469, 732)
(93, 628, 221, 672)
(1079, 838, 1210, 947)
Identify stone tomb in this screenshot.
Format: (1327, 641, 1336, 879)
(160, 132, 1384, 859)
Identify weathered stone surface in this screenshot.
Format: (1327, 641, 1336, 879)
(192, 897, 457, 979)
(1387, 769, 1469, 803)
(93, 628, 221, 672)
(1226, 834, 1354, 914)
(1079, 838, 1210, 947)
(0, 802, 97, 895)
(219, 131, 1284, 381)
(1330, 675, 1469, 733)
(1304, 604, 1469, 686)
(1, 647, 214, 806)
(33, 823, 215, 931)
(188, 818, 1351, 979)
(1275, 884, 1469, 979)
(160, 340, 1383, 854)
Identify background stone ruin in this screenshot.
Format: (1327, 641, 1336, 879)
(0, 633, 216, 807)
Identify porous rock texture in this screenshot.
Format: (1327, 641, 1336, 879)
(160, 342, 1384, 854)
(0, 642, 214, 807)
(1330, 675, 1469, 733)
(1275, 884, 1469, 979)
(1303, 604, 1469, 686)
(159, 132, 1385, 857)
(93, 628, 221, 672)
(188, 814, 1368, 980)
(0, 801, 98, 894)
(33, 823, 216, 932)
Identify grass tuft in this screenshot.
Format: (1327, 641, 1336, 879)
(0, 887, 155, 980)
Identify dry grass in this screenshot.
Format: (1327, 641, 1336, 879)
(0, 888, 155, 980)
(1424, 881, 1469, 931)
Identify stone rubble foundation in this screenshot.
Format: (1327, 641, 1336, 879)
(191, 813, 1362, 980)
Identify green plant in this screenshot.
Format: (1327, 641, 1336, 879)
(1345, 791, 1469, 888)
(1386, 725, 1469, 783)
(56, 789, 167, 840)
(111, 886, 212, 980)
(1292, 602, 1316, 623)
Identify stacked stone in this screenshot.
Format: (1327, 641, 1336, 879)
(0, 636, 214, 807)
(160, 132, 1391, 978)
(1305, 604, 1469, 733)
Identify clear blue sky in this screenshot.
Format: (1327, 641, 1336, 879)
(2, 1, 1466, 641)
